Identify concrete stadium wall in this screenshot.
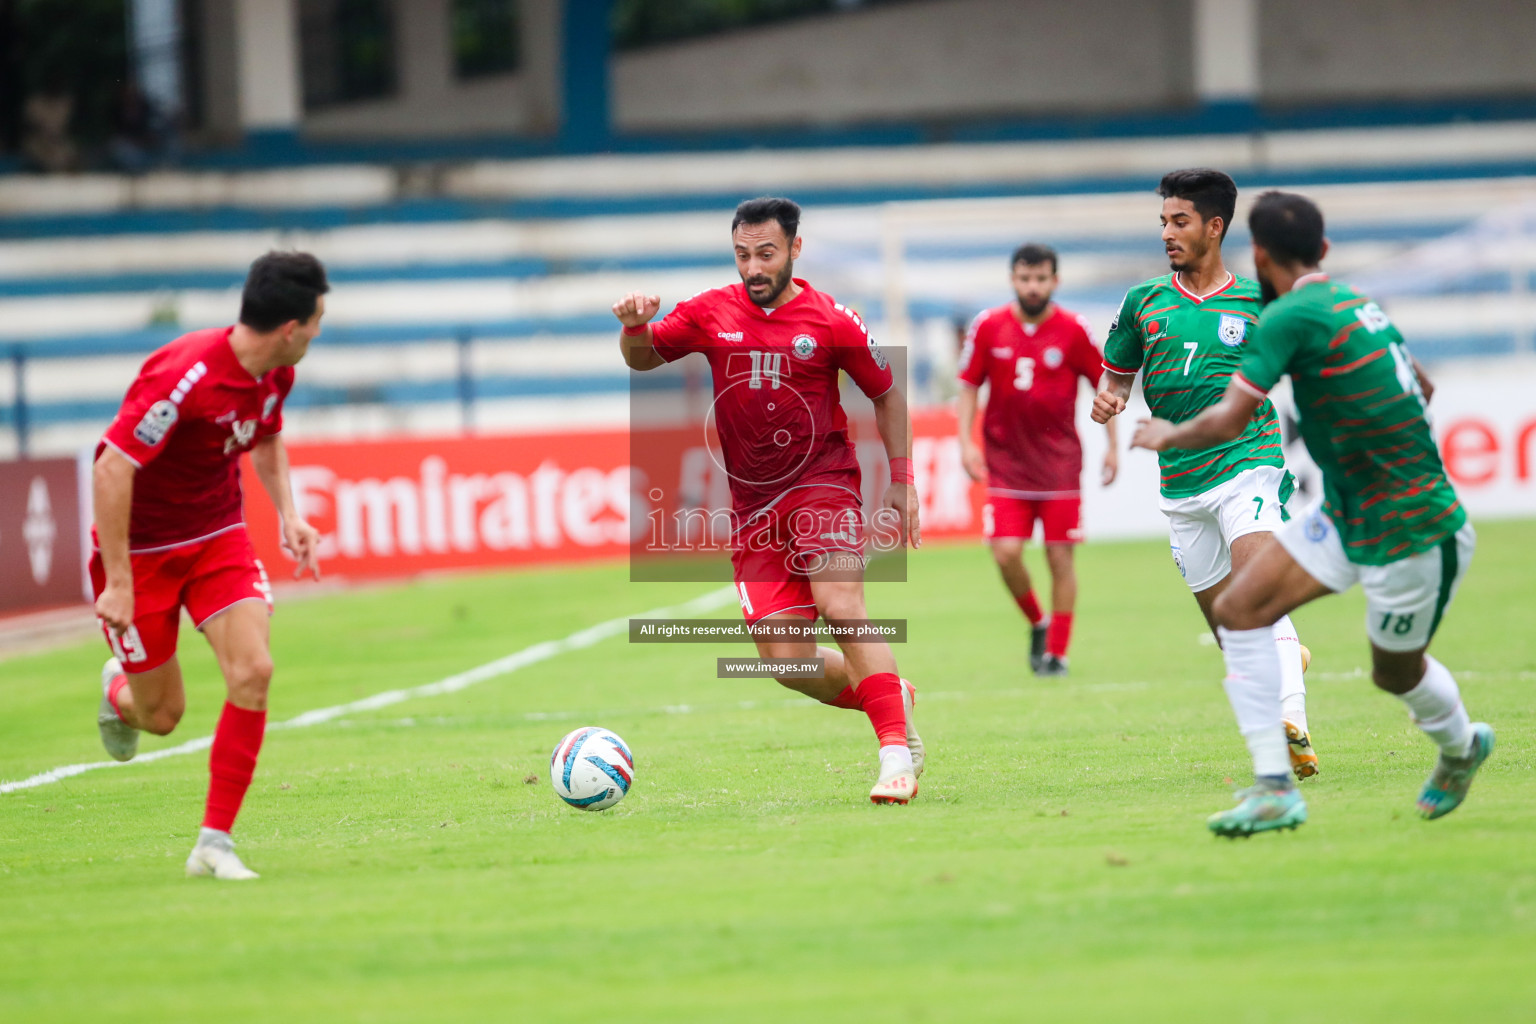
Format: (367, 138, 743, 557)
(1261, 0, 1536, 103)
(612, 0, 1196, 130)
(297, 0, 1536, 141)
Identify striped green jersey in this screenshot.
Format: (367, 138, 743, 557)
(1236, 274, 1464, 566)
(1103, 273, 1285, 498)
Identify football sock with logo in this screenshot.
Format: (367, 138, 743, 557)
(1397, 655, 1475, 758)
(203, 702, 266, 833)
(1217, 626, 1292, 779)
(107, 671, 131, 723)
(1046, 612, 1074, 658)
(1015, 590, 1044, 625)
(1272, 615, 1308, 731)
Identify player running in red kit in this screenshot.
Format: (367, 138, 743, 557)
(958, 244, 1118, 676)
(615, 196, 924, 804)
(92, 252, 327, 880)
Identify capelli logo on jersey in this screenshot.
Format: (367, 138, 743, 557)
(716, 331, 744, 342)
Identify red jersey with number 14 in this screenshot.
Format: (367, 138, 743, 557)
(97, 326, 293, 551)
(958, 304, 1103, 497)
(650, 279, 894, 516)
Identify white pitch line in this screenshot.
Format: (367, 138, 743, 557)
(0, 586, 738, 796)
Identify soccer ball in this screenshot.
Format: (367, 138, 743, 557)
(549, 727, 634, 810)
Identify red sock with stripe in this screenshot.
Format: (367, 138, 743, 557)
(1047, 612, 1074, 658)
(202, 702, 266, 832)
(107, 671, 130, 722)
(856, 672, 907, 747)
(1015, 590, 1044, 625)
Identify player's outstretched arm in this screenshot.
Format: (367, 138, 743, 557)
(613, 291, 665, 371)
(1091, 370, 1135, 424)
(252, 435, 322, 580)
(1132, 381, 1260, 453)
(873, 387, 921, 549)
(93, 448, 138, 635)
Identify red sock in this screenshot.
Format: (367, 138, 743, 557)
(1015, 590, 1044, 625)
(203, 702, 266, 832)
(1047, 611, 1074, 658)
(827, 686, 862, 710)
(107, 672, 130, 722)
(856, 672, 907, 747)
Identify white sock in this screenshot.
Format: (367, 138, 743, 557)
(878, 744, 914, 776)
(196, 827, 232, 848)
(1218, 625, 1292, 779)
(1397, 655, 1474, 758)
(1273, 615, 1308, 731)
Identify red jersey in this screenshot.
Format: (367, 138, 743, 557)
(650, 279, 894, 516)
(958, 303, 1102, 497)
(98, 326, 293, 551)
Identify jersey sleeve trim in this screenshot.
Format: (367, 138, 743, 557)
(101, 437, 145, 469)
(1231, 372, 1270, 399)
(1103, 359, 1138, 376)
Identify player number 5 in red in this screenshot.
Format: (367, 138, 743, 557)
(1013, 356, 1035, 391)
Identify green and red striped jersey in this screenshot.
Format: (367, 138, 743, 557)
(1103, 272, 1284, 498)
(1236, 274, 1464, 566)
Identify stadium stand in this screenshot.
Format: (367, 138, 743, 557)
(3, 120, 1535, 459)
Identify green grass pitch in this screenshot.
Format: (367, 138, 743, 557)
(2, 521, 1533, 1023)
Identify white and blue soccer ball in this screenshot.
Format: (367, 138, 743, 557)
(549, 727, 634, 810)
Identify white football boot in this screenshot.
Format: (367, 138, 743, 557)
(870, 761, 919, 805)
(97, 658, 139, 762)
(185, 829, 260, 880)
(900, 678, 925, 778)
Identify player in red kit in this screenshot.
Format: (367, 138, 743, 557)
(615, 196, 924, 804)
(958, 244, 1118, 676)
(92, 252, 327, 880)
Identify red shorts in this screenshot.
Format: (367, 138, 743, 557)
(90, 526, 272, 674)
(983, 495, 1083, 544)
(731, 485, 865, 624)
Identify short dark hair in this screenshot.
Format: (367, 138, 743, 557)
(1248, 191, 1326, 267)
(731, 196, 800, 242)
(1157, 168, 1239, 239)
(239, 251, 330, 332)
(1010, 243, 1058, 274)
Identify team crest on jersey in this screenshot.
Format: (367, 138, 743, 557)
(791, 334, 818, 360)
(1218, 314, 1249, 347)
(1145, 318, 1167, 340)
(262, 394, 279, 420)
(133, 400, 177, 446)
(867, 336, 888, 370)
(1304, 507, 1331, 543)
(1043, 347, 1063, 369)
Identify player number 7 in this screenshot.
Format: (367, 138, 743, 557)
(1182, 342, 1198, 376)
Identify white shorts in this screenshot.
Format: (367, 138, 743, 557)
(1159, 465, 1295, 593)
(1278, 503, 1476, 653)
